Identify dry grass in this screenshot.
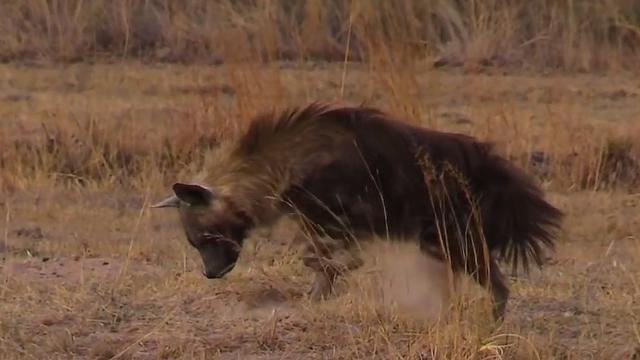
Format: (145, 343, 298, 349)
(1, 0, 640, 71)
(1, 2, 640, 359)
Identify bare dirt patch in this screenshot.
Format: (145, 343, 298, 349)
(1, 256, 162, 286)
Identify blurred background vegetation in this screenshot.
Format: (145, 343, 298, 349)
(2, 0, 639, 71)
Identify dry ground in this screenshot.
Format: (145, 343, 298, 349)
(1, 62, 640, 359)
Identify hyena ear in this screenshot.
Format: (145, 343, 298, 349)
(172, 183, 215, 207)
(150, 195, 180, 208)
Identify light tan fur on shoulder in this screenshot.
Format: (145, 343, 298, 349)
(194, 103, 352, 225)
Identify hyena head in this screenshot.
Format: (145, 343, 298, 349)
(152, 183, 253, 279)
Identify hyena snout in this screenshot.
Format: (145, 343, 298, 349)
(202, 262, 236, 279)
(198, 243, 240, 279)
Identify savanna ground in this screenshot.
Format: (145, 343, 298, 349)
(1, 1, 640, 359)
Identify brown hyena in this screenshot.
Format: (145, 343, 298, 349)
(152, 103, 563, 321)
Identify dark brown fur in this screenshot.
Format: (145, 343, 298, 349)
(153, 103, 564, 321)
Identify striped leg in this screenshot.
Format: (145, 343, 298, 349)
(301, 235, 364, 300)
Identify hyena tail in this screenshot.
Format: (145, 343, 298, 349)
(476, 151, 564, 275)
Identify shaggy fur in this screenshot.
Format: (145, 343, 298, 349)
(153, 103, 564, 321)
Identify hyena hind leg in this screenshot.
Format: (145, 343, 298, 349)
(301, 235, 364, 300)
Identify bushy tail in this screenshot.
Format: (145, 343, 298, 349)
(475, 152, 564, 275)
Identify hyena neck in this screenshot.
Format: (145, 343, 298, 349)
(195, 103, 370, 227)
(198, 122, 351, 227)
(195, 153, 296, 227)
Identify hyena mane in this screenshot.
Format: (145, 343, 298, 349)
(153, 102, 564, 321)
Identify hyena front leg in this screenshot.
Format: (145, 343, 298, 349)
(301, 234, 364, 300)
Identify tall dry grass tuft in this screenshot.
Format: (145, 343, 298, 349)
(3, 113, 207, 191)
(1, 0, 639, 71)
(1, 76, 639, 195)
